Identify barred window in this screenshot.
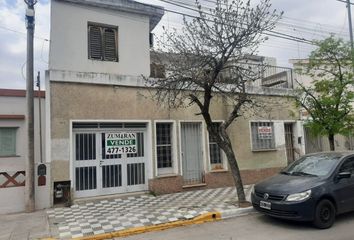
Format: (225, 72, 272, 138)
(0, 128, 17, 157)
(251, 122, 275, 150)
(209, 123, 222, 166)
(88, 23, 118, 62)
(156, 123, 173, 169)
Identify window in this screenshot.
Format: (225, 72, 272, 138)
(251, 122, 275, 150)
(209, 123, 224, 169)
(0, 128, 17, 157)
(156, 123, 173, 172)
(88, 23, 118, 62)
(339, 158, 354, 176)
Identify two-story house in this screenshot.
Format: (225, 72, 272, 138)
(46, 0, 305, 205)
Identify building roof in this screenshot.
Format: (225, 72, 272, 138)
(56, 0, 164, 31)
(0, 89, 45, 98)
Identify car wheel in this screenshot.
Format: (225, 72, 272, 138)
(313, 199, 336, 229)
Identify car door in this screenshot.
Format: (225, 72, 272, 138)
(333, 157, 354, 213)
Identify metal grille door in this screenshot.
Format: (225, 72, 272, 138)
(73, 126, 148, 198)
(284, 123, 295, 164)
(181, 122, 204, 185)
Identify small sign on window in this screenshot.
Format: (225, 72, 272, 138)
(258, 126, 272, 139)
(105, 132, 137, 154)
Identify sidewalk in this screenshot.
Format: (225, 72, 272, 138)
(47, 186, 253, 239)
(0, 186, 254, 240)
(0, 210, 50, 240)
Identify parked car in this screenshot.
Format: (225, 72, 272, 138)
(251, 151, 354, 229)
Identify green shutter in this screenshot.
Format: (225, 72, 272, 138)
(0, 128, 17, 156)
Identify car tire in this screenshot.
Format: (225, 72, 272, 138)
(313, 199, 336, 229)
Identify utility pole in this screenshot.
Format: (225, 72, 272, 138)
(36, 72, 43, 164)
(347, 0, 354, 51)
(25, 0, 37, 213)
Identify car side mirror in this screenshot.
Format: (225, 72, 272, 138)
(338, 172, 351, 179)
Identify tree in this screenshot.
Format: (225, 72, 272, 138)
(295, 36, 354, 151)
(147, 0, 282, 204)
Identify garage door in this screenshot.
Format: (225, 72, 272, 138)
(72, 122, 148, 198)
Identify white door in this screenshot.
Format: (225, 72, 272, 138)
(181, 122, 204, 185)
(73, 126, 148, 198)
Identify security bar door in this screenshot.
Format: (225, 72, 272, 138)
(74, 129, 147, 198)
(181, 122, 204, 185)
(74, 133, 99, 198)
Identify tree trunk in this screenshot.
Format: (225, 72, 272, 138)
(328, 134, 335, 151)
(218, 131, 246, 203)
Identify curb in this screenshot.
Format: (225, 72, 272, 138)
(74, 212, 221, 240)
(220, 207, 255, 219)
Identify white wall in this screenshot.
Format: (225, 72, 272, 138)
(49, 0, 151, 76)
(0, 95, 50, 213)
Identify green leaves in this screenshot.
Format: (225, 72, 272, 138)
(296, 36, 354, 141)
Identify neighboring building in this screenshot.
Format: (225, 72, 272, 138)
(290, 59, 354, 153)
(46, 0, 304, 205)
(0, 89, 49, 214)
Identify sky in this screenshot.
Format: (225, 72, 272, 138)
(0, 0, 351, 89)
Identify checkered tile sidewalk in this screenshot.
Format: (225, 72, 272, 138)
(47, 186, 250, 239)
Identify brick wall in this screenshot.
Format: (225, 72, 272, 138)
(148, 167, 281, 195)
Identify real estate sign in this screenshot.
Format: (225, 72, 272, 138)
(258, 126, 272, 139)
(105, 132, 137, 154)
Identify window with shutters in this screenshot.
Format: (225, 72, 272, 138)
(0, 128, 17, 157)
(88, 23, 118, 62)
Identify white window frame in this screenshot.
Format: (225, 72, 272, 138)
(206, 121, 227, 172)
(154, 120, 178, 176)
(250, 120, 276, 151)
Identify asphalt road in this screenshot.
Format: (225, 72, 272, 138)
(120, 212, 354, 240)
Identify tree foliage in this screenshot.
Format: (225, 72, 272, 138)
(295, 36, 354, 151)
(147, 0, 282, 203)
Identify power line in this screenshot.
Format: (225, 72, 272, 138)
(0, 25, 49, 41)
(158, 0, 315, 45)
(336, 0, 354, 5)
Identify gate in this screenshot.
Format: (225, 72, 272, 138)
(284, 123, 295, 164)
(73, 123, 148, 198)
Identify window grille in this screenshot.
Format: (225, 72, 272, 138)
(209, 123, 222, 165)
(88, 23, 118, 62)
(156, 123, 173, 168)
(251, 122, 275, 150)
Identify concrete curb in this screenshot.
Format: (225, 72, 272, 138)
(220, 207, 255, 219)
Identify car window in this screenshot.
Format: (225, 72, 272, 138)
(283, 154, 340, 176)
(339, 158, 354, 176)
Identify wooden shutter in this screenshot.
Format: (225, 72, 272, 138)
(88, 25, 103, 60)
(103, 28, 117, 61)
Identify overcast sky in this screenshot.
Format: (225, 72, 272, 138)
(0, 0, 351, 89)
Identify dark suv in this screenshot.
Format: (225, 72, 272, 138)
(251, 152, 354, 229)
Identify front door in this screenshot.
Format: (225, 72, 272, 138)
(284, 123, 295, 164)
(180, 122, 204, 185)
(73, 127, 147, 198)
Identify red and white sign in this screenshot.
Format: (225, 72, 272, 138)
(258, 126, 272, 139)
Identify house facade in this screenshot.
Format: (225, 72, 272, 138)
(0, 89, 49, 214)
(46, 0, 305, 205)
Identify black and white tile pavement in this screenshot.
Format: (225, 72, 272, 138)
(47, 186, 250, 239)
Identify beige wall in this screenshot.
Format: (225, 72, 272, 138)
(50, 82, 299, 182)
(50, 0, 151, 76)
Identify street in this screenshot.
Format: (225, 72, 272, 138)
(120, 212, 354, 240)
